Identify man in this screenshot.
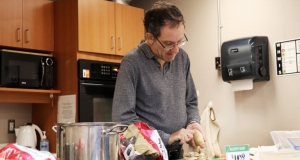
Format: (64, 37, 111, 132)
(112, 1, 205, 159)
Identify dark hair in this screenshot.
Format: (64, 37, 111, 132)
(144, 1, 185, 38)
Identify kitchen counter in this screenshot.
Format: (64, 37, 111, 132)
(0, 143, 8, 148)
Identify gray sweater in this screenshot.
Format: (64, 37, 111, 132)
(112, 42, 200, 145)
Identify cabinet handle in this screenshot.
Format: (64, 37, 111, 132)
(17, 28, 21, 42)
(118, 37, 122, 50)
(111, 36, 115, 49)
(26, 29, 30, 43)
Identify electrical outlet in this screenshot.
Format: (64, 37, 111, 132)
(215, 57, 221, 70)
(8, 119, 15, 134)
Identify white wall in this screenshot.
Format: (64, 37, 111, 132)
(130, 0, 300, 153)
(0, 103, 32, 143)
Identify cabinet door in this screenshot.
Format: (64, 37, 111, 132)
(23, 0, 54, 51)
(78, 0, 116, 54)
(115, 4, 144, 56)
(0, 0, 23, 48)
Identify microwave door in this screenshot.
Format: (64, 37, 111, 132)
(0, 49, 54, 89)
(4, 65, 19, 87)
(19, 61, 40, 88)
(3, 51, 40, 88)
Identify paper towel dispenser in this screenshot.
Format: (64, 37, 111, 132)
(221, 36, 270, 82)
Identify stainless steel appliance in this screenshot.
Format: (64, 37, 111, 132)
(52, 122, 127, 160)
(78, 59, 120, 122)
(0, 49, 54, 89)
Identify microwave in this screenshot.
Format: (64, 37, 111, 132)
(0, 49, 54, 89)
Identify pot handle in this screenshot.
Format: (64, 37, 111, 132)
(52, 125, 57, 132)
(102, 124, 128, 134)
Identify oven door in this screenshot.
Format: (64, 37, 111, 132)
(78, 79, 115, 122)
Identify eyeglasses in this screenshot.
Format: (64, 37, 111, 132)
(155, 34, 188, 50)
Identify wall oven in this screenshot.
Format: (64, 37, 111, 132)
(78, 59, 120, 122)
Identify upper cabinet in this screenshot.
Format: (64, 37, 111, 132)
(0, 0, 54, 52)
(115, 3, 145, 56)
(78, 0, 144, 56)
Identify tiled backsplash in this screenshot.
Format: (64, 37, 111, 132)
(0, 103, 32, 143)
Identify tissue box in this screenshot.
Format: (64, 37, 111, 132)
(271, 131, 300, 150)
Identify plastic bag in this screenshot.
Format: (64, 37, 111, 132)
(120, 122, 168, 160)
(0, 143, 56, 160)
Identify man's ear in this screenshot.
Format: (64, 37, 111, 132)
(145, 33, 154, 44)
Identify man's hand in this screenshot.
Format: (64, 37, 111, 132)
(186, 122, 206, 149)
(167, 128, 194, 145)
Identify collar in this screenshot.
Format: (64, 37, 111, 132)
(138, 42, 155, 59)
(138, 42, 172, 68)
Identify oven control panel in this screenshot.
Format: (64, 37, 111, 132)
(100, 64, 119, 77)
(78, 59, 120, 80)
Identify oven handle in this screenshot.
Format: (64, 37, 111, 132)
(81, 82, 115, 88)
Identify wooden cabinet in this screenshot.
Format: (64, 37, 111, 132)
(0, 0, 54, 51)
(115, 3, 145, 55)
(0, 0, 22, 48)
(78, 0, 144, 56)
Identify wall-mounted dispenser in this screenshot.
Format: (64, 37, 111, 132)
(221, 36, 270, 83)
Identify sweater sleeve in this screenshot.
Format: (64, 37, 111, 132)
(112, 59, 140, 124)
(185, 56, 201, 125)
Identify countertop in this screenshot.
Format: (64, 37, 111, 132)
(0, 143, 8, 148)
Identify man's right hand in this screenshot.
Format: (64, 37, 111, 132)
(168, 128, 194, 145)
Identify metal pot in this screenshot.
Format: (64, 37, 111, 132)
(52, 122, 127, 160)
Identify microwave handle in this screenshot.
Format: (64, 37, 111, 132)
(40, 59, 45, 86)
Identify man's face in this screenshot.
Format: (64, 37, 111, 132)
(151, 23, 186, 63)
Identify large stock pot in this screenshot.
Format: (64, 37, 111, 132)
(52, 122, 127, 160)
